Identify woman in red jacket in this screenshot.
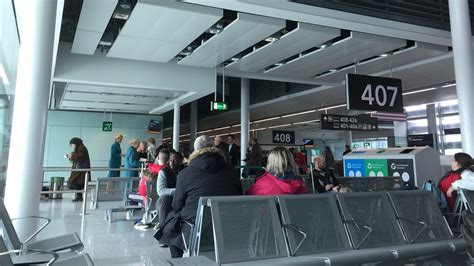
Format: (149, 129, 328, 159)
(439, 152, 473, 211)
(247, 147, 308, 195)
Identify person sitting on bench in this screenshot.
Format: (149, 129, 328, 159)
(155, 135, 242, 258)
(246, 147, 308, 195)
(156, 151, 186, 246)
(440, 152, 473, 211)
(312, 155, 341, 193)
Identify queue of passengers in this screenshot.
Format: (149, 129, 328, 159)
(65, 133, 474, 258)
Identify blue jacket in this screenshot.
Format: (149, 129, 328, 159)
(109, 141, 122, 168)
(123, 146, 140, 178)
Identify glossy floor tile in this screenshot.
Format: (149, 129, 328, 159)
(36, 195, 171, 265)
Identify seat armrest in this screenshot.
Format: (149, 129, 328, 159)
(1, 248, 58, 265)
(11, 216, 51, 244)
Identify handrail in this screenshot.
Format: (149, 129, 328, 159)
(42, 167, 142, 172)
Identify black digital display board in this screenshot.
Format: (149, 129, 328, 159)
(407, 134, 435, 148)
(346, 73, 403, 113)
(148, 119, 162, 134)
(321, 114, 378, 131)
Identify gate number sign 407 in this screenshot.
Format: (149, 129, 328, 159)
(346, 73, 403, 113)
(361, 84, 398, 107)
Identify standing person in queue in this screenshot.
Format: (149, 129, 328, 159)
(137, 141, 148, 160)
(323, 146, 335, 171)
(439, 152, 473, 211)
(245, 138, 264, 177)
(227, 134, 240, 168)
(108, 133, 123, 177)
(66, 137, 91, 202)
(214, 135, 230, 163)
(124, 139, 141, 180)
(147, 137, 157, 163)
(155, 135, 242, 258)
(343, 144, 352, 156)
(312, 155, 341, 193)
(246, 147, 307, 195)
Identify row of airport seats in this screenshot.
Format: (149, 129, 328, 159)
(169, 191, 471, 265)
(0, 200, 93, 265)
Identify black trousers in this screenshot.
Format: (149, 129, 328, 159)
(169, 245, 183, 258)
(70, 183, 84, 199)
(158, 195, 172, 226)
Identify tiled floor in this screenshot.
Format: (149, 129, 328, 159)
(36, 195, 170, 265)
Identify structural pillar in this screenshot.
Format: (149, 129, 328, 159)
(426, 104, 439, 150)
(5, 0, 57, 237)
(173, 102, 180, 151)
(241, 79, 250, 167)
(448, 0, 474, 155)
(190, 101, 197, 151)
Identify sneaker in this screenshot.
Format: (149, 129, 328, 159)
(134, 222, 151, 230)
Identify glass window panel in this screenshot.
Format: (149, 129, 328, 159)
(407, 119, 428, 135)
(439, 99, 459, 115)
(405, 104, 427, 119)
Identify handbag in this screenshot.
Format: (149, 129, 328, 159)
(153, 212, 181, 242)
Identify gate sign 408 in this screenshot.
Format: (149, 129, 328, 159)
(272, 130, 295, 144)
(346, 73, 403, 113)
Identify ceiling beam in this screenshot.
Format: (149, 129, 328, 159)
(182, 0, 454, 46)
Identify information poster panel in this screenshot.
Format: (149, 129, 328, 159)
(344, 159, 366, 177)
(364, 159, 388, 177)
(387, 159, 415, 185)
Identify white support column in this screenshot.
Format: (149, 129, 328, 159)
(190, 101, 197, 150)
(241, 79, 250, 167)
(448, 0, 474, 155)
(173, 102, 180, 151)
(5, 0, 57, 238)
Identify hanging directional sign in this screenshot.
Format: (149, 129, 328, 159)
(210, 101, 228, 111)
(272, 130, 295, 144)
(321, 114, 378, 131)
(346, 73, 403, 113)
(102, 121, 113, 132)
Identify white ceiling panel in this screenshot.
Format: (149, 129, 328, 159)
(71, 30, 103, 55)
(66, 83, 182, 98)
(107, 36, 186, 63)
(226, 23, 339, 72)
(71, 0, 117, 55)
(107, 0, 222, 62)
(265, 32, 406, 78)
(315, 42, 449, 84)
(61, 100, 153, 112)
(63, 91, 166, 106)
(178, 13, 285, 67)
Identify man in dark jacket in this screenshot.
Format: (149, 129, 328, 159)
(245, 138, 264, 177)
(312, 155, 340, 193)
(227, 134, 240, 168)
(156, 135, 242, 258)
(214, 135, 231, 163)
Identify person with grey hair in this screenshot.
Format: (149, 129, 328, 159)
(155, 135, 242, 258)
(193, 135, 213, 151)
(214, 135, 231, 164)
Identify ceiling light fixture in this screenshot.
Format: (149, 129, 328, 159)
(231, 57, 239, 61)
(198, 129, 213, 134)
(253, 117, 281, 123)
(267, 124, 292, 129)
(441, 83, 456, 88)
(319, 44, 327, 49)
(250, 127, 267, 132)
(293, 119, 320, 125)
(265, 36, 279, 43)
(402, 87, 436, 95)
(281, 110, 317, 118)
(317, 104, 347, 111)
(275, 62, 284, 66)
(380, 53, 389, 57)
(214, 126, 231, 131)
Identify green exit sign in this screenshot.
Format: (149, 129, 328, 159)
(102, 121, 113, 132)
(210, 101, 228, 111)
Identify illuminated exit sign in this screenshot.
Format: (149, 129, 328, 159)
(211, 101, 228, 111)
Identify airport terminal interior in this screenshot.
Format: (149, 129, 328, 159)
(2, 0, 474, 265)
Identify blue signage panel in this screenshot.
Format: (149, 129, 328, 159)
(344, 159, 366, 177)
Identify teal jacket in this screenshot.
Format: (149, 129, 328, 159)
(124, 146, 140, 178)
(109, 141, 122, 168)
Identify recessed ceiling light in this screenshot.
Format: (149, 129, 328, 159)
(265, 36, 279, 43)
(380, 53, 389, 57)
(329, 69, 337, 72)
(231, 57, 239, 61)
(275, 62, 284, 66)
(319, 44, 327, 49)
